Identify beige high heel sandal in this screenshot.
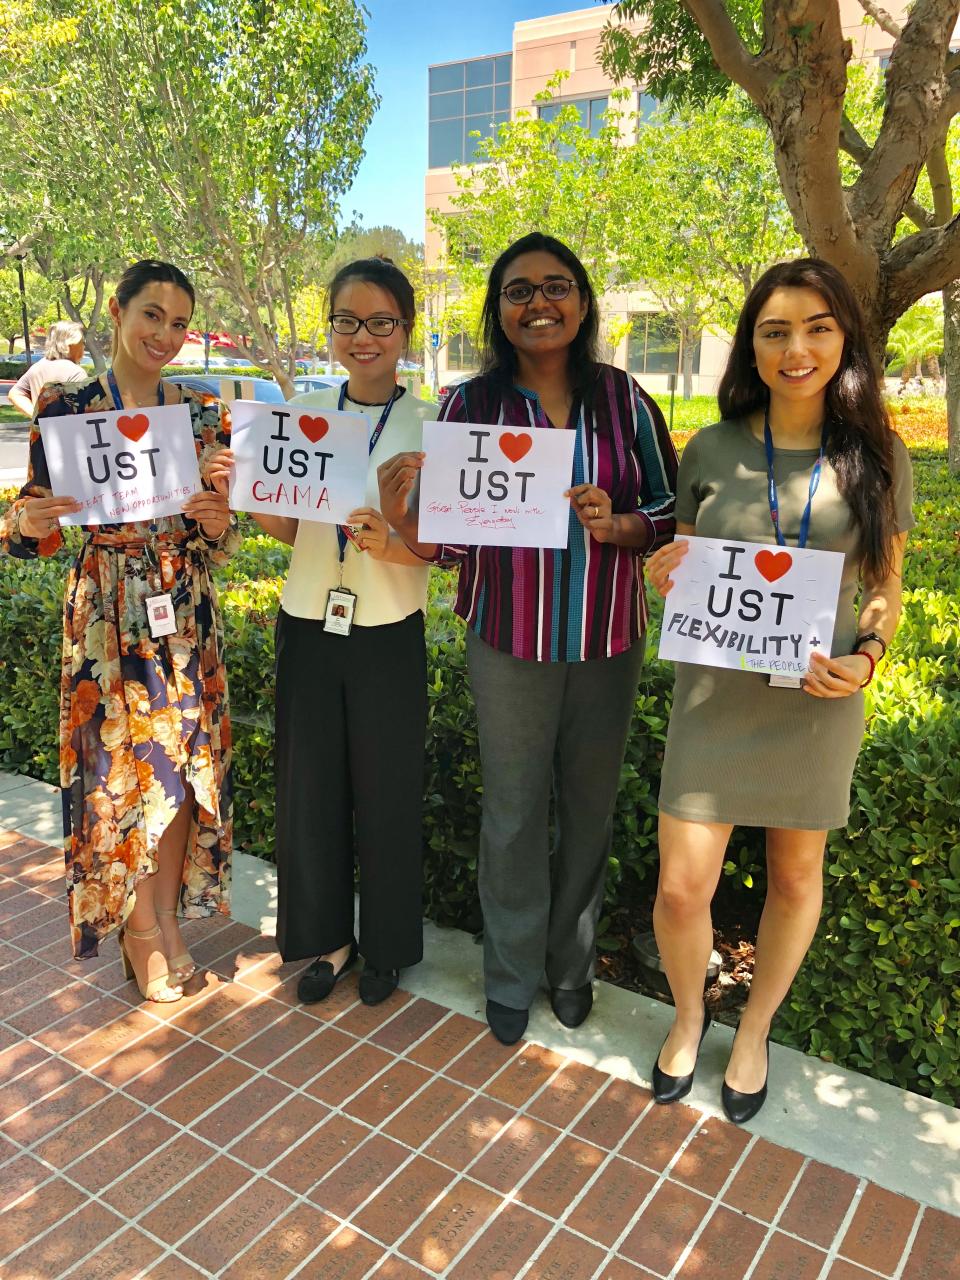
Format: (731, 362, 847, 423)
(156, 907, 197, 981)
(119, 924, 183, 1003)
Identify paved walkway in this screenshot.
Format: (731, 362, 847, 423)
(1, 825, 959, 1280)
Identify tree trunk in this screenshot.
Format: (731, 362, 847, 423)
(681, 327, 695, 400)
(945, 280, 960, 472)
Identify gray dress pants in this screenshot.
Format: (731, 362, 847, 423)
(466, 629, 645, 1008)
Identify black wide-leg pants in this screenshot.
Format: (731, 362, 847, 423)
(274, 607, 427, 969)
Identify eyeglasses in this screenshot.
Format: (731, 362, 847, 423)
(330, 314, 408, 336)
(500, 278, 579, 306)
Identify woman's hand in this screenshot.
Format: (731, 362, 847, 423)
(345, 507, 390, 559)
(644, 538, 689, 597)
(566, 484, 616, 542)
(206, 448, 234, 499)
(377, 451, 424, 531)
(183, 489, 232, 540)
(802, 651, 872, 699)
(17, 495, 81, 539)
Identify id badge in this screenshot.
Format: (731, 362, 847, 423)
(769, 673, 803, 689)
(324, 588, 357, 636)
(145, 593, 177, 639)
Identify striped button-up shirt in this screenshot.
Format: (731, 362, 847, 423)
(432, 365, 678, 662)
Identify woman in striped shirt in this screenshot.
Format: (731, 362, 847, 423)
(379, 233, 678, 1044)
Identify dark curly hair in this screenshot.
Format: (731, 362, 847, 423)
(718, 257, 898, 581)
(478, 232, 600, 404)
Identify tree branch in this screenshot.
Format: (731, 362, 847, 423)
(884, 215, 960, 318)
(856, 1, 902, 39)
(683, 0, 772, 102)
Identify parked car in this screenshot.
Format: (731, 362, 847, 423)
(438, 372, 473, 408)
(162, 374, 286, 403)
(290, 374, 348, 396)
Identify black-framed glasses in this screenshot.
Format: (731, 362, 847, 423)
(500, 278, 579, 306)
(330, 314, 408, 336)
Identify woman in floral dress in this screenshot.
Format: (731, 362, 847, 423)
(0, 260, 239, 1002)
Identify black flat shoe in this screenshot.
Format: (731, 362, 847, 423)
(486, 999, 528, 1045)
(297, 939, 358, 1004)
(550, 983, 593, 1028)
(359, 966, 399, 1006)
(652, 1002, 711, 1104)
(721, 1034, 770, 1125)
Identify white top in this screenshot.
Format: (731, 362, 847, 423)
(281, 385, 437, 626)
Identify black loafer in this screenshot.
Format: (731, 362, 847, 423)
(652, 1002, 711, 1104)
(297, 939, 358, 1004)
(358, 966, 399, 1006)
(486, 999, 528, 1045)
(721, 1034, 770, 1125)
(550, 983, 593, 1028)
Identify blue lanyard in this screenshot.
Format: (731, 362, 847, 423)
(107, 370, 164, 410)
(763, 410, 823, 549)
(335, 383, 401, 562)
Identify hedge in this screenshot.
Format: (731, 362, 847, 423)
(0, 423, 957, 1104)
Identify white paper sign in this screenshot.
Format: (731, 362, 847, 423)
(228, 401, 370, 524)
(418, 420, 577, 548)
(657, 536, 845, 677)
(39, 403, 201, 525)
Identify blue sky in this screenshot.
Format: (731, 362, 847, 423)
(340, 0, 579, 243)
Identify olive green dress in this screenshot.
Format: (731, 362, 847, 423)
(658, 419, 914, 830)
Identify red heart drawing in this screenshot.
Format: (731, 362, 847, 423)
(499, 431, 532, 464)
(755, 549, 793, 582)
(299, 414, 329, 443)
(116, 413, 150, 443)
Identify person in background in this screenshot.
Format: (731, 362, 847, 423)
(0, 259, 238, 1003)
(645, 258, 913, 1123)
(8, 320, 87, 417)
(378, 232, 678, 1044)
(210, 256, 437, 1006)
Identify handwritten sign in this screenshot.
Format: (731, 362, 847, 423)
(39, 403, 201, 525)
(657, 536, 845, 677)
(228, 401, 370, 524)
(418, 420, 576, 548)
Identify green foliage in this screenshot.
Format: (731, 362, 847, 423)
(885, 302, 945, 379)
(1, 440, 958, 1100)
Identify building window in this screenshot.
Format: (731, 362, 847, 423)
(538, 95, 609, 137)
(627, 314, 701, 376)
(447, 331, 480, 371)
(429, 55, 512, 168)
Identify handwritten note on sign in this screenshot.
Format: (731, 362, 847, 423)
(228, 401, 370, 524)
(656, 536, 845, 677)
(418, 420, 576, 548)
(39, 403, 201, 525)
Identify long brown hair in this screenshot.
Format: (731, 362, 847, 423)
(718, 258, 897, 581)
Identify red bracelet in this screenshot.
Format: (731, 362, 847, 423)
(855, 650, 876, 688)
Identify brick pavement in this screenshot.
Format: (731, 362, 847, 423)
(1, 828, 958, 1280)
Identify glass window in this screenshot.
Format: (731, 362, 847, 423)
(466, 58, 494, 88)
(494, 54, 512, 83)
(494, 82, 511, 112)
(465, 86, 494, 116)
(464, 114, 494, 161)
(429, 90, 463, 121)
(430, 63, 464, 93)
(638, 93, 659, 121)
(589, 97, 608, 135)
(429, 119, 464, 168)
(627, 315, 701, 376)
(448, 331, 480, 371)
(492, 110, 510, 129)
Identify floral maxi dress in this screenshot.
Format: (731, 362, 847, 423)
(0, 379, 240, 957)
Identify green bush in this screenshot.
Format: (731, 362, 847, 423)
(1, 441, 957, 1103)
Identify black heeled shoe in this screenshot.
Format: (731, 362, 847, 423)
(652, 1002, 711, 1104)
(486, 999, 528, 1045)
(721, 1033, 770, 1125)
(297, 939, 358, 1004)
(550, 983, 593, 1028)
(359, 966, 399, 1006)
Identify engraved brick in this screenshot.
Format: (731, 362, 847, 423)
(0, 1054, 75, 1123)
(138, 1154, 251, 1245)
(221, 1203, 339, 1279)
(91, 1023, 192, 1088)
(445, 1030, 522, 1088)
(354, 1154, 453, 1244)
(236, 1007, 321, 1069)
(483, 1042, 565, 1108)
(69, 1111, 180, 1194)
(780, 1160, 858, 1247)
(384, 1076, 472, 1148)
(123, 1036, 220, 1105)
(527, 1060, 609, 1129)
(901, 1206, 960, 1280)
(267, 1024, 357, 1087)
(34, 1093, 144, 1169)
(200, 992, 289, 1052)
(3, 1199, 124, 1279)
(270, 1113, 369, 1195)
(371, 997, 447, 1053)
(307, 1226, 388, 1279)
(620, 1180, 712, 1275)
(426, 1095, 515, 1171)
(750, 1232, 828, 1280)
(344, 1058, 433, 1126)
(468, 1114, 558, 1193)
(191, 1073, 291, 1146)
(449, 1202, 551, 1280)
(309, 1133, 410, 1218)
(229, 1092, 330, 1170)
(724, 1137, 805, 1222)
(408, 1012, 484, 1070)
(54, 1227, 163, 1279)
(518, 1133, 604, 1215)
(0, 1177, 87, 1258)
(670, 1117, 751, 1196)
(400, 1179, 502, 1273)
(573, 1077, 653, 1149)
(838, 1183, 919, 1275)
(620, 1098, 700, 1171)
(305, 1040, 394, 1106)
(676, 1203, 766, 1278)
(180, 1177, 295, 1273)
(156, 1055, 256, 1127)
(524, 1229, 607, 1280)
(62, 1006, 157, 1068)
(334, 987, 412, 1038)
(34, 993, 132, 1051)
(0, 1152, 51, 1213)
(0, 1072, 109, 1145)
(566, 1154, 657, 1247)
(104, 1132, 216, 1221)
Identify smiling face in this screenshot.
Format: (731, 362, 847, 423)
(110, 282, 193, 373)
(752, 286, 846, 414)
(329, 280, 408, 387)
(496, 250, 587, 364)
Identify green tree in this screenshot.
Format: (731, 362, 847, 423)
(602, 0, 960, 468)
(886, 301, 945, 382)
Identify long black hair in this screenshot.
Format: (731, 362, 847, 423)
(112, 260, 195, 358)
(478, 232, 601, 403)
(718, 258, 897, 581)
(327, 255, 416, 352)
